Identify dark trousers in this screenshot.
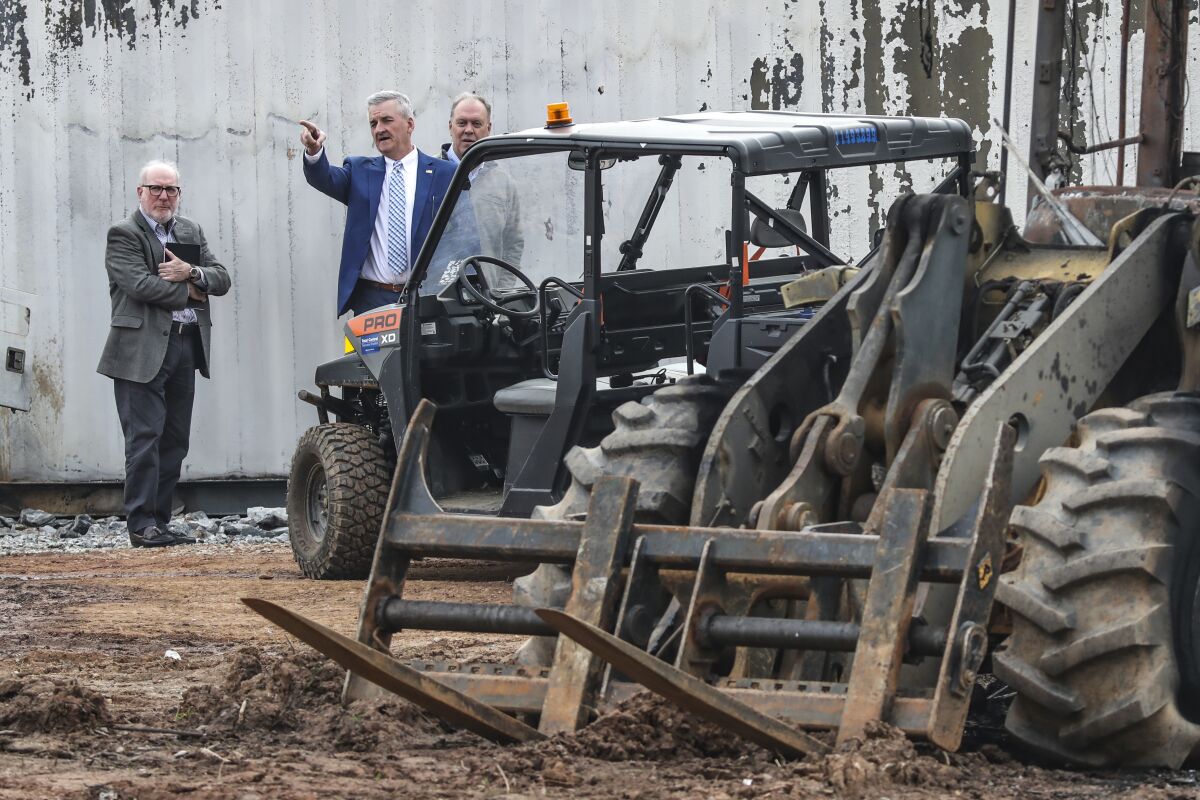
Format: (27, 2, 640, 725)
(347, 279, 402, 316)
(113, 328, 197, 533)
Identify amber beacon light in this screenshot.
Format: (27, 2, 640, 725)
(545, 102, 573, 127)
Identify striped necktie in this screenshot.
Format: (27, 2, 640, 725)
(386, 162, 408, 282)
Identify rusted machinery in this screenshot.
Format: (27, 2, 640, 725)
(248, 0, 1200, 768)
(251, 184, 1200, 766)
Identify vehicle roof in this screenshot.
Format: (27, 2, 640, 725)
(482, 110, 974, 174)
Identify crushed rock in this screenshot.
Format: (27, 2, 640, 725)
(18, 508, 55, 527)
(0, 509, 289, 555)
(246, 507, 288, 530)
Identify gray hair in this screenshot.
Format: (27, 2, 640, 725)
(450, 92, 492, 120)
(366, 90, 413, 118)
(138, 159, 179, 184)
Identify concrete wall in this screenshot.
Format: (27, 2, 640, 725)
(0, 0, 1196, 482)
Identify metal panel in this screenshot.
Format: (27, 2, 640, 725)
(932, 213, 1180, 531)
(0, 0, 1195, 483)
(0, 289, 32, 412)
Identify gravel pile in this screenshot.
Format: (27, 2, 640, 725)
(0, 506, 291, 555)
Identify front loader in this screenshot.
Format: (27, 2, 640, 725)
(250, 149, 1200, 765)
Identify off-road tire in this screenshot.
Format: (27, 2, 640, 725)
(513, 375, 731, 663)
(287, 423, 392, 580)
(995, 392, 1200, 767)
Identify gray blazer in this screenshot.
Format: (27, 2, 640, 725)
(97, 211, 232, 383)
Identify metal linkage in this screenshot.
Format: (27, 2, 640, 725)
(752, 194, 971, 534)
(953, 281, 1052, 405)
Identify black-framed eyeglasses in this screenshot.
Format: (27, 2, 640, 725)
(141, 185, 181, 197)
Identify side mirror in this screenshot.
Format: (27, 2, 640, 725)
(568, 151, 617, 171)
(750, 208, 807, 248)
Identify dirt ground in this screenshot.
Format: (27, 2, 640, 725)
(2, 543, 1199, 799)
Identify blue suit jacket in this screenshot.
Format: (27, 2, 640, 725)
(304, 148, 456, 315)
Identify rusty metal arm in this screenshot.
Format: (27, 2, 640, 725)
(242, 598, 544, 744)
(1056, 131, 1144, 156)
(536, 608, 831, 759)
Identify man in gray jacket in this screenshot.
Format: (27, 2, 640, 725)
(441, 93, 524, 288)
(97, 160, 231, 547)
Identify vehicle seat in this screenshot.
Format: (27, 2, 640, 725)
(494, 378, 558, 416)
(493, 366, 702, 493)
(494, 378, 557, 493)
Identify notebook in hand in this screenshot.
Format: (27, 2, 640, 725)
(164, 241, 202, 266)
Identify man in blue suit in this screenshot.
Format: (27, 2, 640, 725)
(300, 91, 456, 316)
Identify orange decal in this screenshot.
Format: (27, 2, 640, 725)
(348, 309, 402, 337)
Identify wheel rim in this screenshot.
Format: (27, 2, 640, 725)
(305, 462, 329, 545)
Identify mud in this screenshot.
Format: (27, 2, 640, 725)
(1, 543, 1198, 799)
(0, 677, 112, 733)
(178, 645, 453, 752)
(811, 722, 960, 798)
(544, 692, 767, 762)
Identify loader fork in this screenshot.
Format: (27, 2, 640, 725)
(245, 391, 1014, 755)
(242, 193, 1013, 757)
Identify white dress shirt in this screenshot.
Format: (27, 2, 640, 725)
(306, 147, 417, 285)
(139, 208, 202, 324)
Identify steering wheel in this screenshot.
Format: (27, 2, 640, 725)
(457, 255, 540, 319)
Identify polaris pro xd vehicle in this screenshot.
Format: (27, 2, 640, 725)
(287, 109, 975, 579)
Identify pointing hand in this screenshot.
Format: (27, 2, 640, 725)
(300, 120, 326, 156)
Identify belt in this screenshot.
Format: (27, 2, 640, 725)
(170, 322, 199, 335)
(359, 278, 405, 293)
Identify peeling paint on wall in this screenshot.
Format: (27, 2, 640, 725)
(0, 0, 219, 95)
(750, 56, 768, 109)
(0, 2, 32, 88)
(1059, 0, 1123, 186)
(750, 52, 804, 110)
(45, 0, 212, 50)
(937, 10, 995, 170)
(0, 0, 1196, 483)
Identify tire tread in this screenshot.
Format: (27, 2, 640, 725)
(999, 393, 1200, 767)
(287, 423, 391, 580)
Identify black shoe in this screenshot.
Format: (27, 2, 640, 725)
(129, 526, 177, 548)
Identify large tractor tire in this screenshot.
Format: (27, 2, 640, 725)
(287, 423, 392, 580)
(513, 375, 731, 664)
(995, 392, 1200, 767)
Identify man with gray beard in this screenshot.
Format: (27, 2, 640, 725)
(98, 160, 231, 547)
